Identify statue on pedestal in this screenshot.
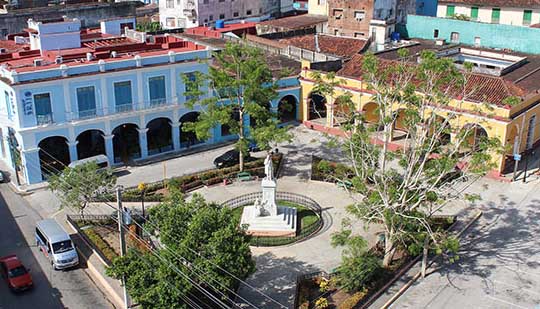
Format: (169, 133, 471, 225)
(264, 154, 274, 181)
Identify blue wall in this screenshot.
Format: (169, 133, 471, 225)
(402, 15, 540, 54)
(416, 0, 437, 16)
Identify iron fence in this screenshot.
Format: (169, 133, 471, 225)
(222, 191, 324, 246)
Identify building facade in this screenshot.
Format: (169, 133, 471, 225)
(159, 0, 294, 29)
(0, 18, 301, 185)
(298, 42, 540, 177)
(437, 0, 540, 26)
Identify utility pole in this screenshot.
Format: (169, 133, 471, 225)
(116, 186, 130, 309)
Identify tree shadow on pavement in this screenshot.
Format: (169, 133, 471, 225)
(0, 190, 65, 309)
(437, 194, 540, 294)
(236, 252, 320, 309)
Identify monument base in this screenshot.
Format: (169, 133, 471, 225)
(240, 205, 297, 237)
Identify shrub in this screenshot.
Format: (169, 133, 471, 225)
(336, 251, 382, 292)
(338, 290, 367, 309)
(83, 228, 118, 263)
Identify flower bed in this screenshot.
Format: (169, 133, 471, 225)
(94, 153, 283, 203)
(294, 216, 457, 308)
(311, 155, 354, 184)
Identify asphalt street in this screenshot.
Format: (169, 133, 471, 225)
(391, 179, 540, 309)
(0, 184, 114, 309)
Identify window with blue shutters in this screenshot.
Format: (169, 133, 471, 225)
(114, 81, 133, 112)
(34, 93, 53, 125)
(76, 86, 97, 119)
(149, 76, 166, 106)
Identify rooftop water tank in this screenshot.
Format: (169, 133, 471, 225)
(390, 32, 401, 42)
(216, 20, 225, 29)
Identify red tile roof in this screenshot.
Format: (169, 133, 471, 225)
(338, 54, 527, 107)
(278, 34, 368, 58)
(258, 14, 328, 30)
(185, 22, 257, 38)
(0, 34, 205, 74)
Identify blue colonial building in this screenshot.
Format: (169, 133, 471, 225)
(0, 17, 301, 185)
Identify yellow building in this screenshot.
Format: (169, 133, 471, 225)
(298, 42, 540, 177)
(308, 0, 329, 16)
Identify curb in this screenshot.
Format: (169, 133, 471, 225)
(378, 211, 483, 309)
(65, 219, 124, 309)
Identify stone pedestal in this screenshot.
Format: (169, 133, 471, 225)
(261, 179, 277, 216)
(240, 206, 297, 237)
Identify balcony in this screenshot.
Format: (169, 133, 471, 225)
(78, 109, 97, 119)
(36, 114, 54, 125)
(115, 103, 133, 113)
(65, 96, 185, 123)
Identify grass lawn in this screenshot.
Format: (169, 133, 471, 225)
(231, 200, 320, 233)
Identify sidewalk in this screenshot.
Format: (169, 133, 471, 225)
(366, 203, 480, 309)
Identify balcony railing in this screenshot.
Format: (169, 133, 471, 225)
(36, 114, 54, 125)
(78, 109, 97, 119)
(65, 96, 187, 122)
(115, 103, 133, 113)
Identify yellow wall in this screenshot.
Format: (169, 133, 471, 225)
(308, 0, 328, 16)
(300, 69, 540, 173)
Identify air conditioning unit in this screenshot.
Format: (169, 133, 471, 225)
(55, 55, 63, 64)
(34, 59, 43, 66)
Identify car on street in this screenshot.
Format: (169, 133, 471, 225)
(214, 149, 241, 168)
(36, 219, 79, 270)
(214, 149, 254, 168)
(0, 255, 33, 292)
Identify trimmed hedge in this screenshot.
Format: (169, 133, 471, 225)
(82, 228, 118, 264)
(93, 153, 283, 203)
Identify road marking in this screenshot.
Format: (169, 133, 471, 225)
(492, 279, 540, 297)
(486, 295, 529, 309)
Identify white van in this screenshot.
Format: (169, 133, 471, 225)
(35, 219, 79, 270)
(68, 154, 109, 170)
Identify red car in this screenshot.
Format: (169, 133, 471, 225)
(0, 255, 33, 292)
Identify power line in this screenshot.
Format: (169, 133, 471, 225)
(35, 148, 284, 308)
(28, 156, 235, 308)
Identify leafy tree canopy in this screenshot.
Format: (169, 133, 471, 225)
(183, 42, 292, 170)
(107, 189, 255, 307)
(48, 162, 116, 217)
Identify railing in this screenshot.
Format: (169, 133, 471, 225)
(36, 114, 53, 125)
(221, 191, 324, 246)
(78, 109, 97, 119)
(65, 96, 185, 122)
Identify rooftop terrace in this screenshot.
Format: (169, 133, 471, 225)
(0, 21, 208, 84)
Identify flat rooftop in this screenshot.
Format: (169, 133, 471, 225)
(257, 14, 328, 30)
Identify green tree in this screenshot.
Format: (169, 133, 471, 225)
(48, 162, 116, 218)
(316, 50, 501, 268)
(332, 235, 382, 292)
(107, 189, 255, 307)
(183, 43, 291, 171)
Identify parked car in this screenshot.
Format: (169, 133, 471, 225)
(214, 149, 241, 168)
(0, 255, 33, 292)
(36, 219, 79, 270)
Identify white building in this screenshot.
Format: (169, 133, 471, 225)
(160, 0, 294, 29)
(437, 0, 540, 26)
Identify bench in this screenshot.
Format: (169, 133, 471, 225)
(237, 172, 252, 182)
(336, 180, 353, 189)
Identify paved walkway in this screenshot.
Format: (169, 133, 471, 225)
(191, 177, 381, 308)
(385, 178, 540, 309)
